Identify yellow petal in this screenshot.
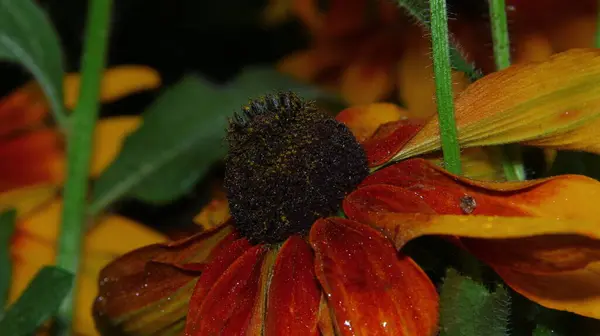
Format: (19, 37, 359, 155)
(0, 184, 57, 218)
(64, 66, 161, 109)
(10, 200, 166, 335)
(393, 49, 600, 162)
(90, 116, 141, 177)
(426, 147, 506, 181)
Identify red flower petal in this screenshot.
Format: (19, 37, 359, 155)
(310, 218, 438, 336)
(266, 236, 320, 336)
(362, 120, 425, 167)
(187, 245, 267, 335)
(185, 237, 252, 335)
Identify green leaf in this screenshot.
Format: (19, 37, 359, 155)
(90, 67, 324, 212)
(0, 266, 73, 336)
(0, 0, 66, 128)
(0, 209, 16, 314)
(439, 268, 511, 336)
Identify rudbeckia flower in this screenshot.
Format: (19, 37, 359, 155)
(0, 66, 167, 335)
(94, 49, 600, 335)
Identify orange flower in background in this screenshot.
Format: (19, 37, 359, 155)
(277, 0, 600, 116)
(94, 50, 600, 335)
(0, 66, 166, 336)
(0, 66, 160, 192)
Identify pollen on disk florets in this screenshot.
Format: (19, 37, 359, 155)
(224, 92, 369, 244)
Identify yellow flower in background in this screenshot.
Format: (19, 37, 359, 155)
(0, 66, 167, 335)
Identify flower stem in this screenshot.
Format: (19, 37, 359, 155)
(394, 0, 482, 81)
(596, 0, 600, 48)
(429, 0, 462, 175)
(489, 0, 510, 70)
(488, 0, 526, 181)
(55, 0, 112, 333)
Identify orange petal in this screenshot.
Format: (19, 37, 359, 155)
(0, 82, 47, 136)
(310, 218, 439, 336)
(340, 61, 394, 105)
(90, 116, 141, 177)
(335, 103, 418, 143)
(391, 49, 600, 164)
(187, 245, 267, 335)
(425, 147, 506, 182)
(64, 66, 161, 109)
(277, 47, 346, 84)
(266, 236, 320, 336)
(344, 158, 600, 318)
(94, 224, 233, 335)
(0, 129, 64, 192)
(11, 200, 165, 335)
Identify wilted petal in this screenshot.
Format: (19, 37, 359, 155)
(345, 158, 600, 318)
(266, 236, 320, 336)
(0, 130, 63, 192)
(310, 218, 439, 336)
(93, 224, 233, 335)
(186, 245, 267, 335)
(391, 49, 600, 164)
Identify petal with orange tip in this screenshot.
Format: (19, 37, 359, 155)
(64, 66, 161, 109)
(0, 129, 64, 192)
(390, 49, 600, 164)
(10, 200, 166, 336)
(310, 218, 439, 336)
(344, 158, 600, 318)
(93, 223, 234, 335)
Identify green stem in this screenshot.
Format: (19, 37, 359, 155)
(596, 0, 600, 48)
(488, 0, 510, 70)
(429, 0, 462, 175)
(488, 0, 526, 181)
(394, 0, 482, 81)
(55, 0, 112, 333)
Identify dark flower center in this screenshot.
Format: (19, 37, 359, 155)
(224, 92, 369, 244)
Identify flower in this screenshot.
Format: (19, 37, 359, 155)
(0, 66, 166, 335)
(93, 49, 600, 335)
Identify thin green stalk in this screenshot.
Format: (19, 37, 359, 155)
(394, 0, 482, 80)
(429, 0, 462, 175)
(56, 0, 112, 333)
(488, 0, 510, 70)
(488, 0, 526, 181)
(596, 0, 600, 48)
